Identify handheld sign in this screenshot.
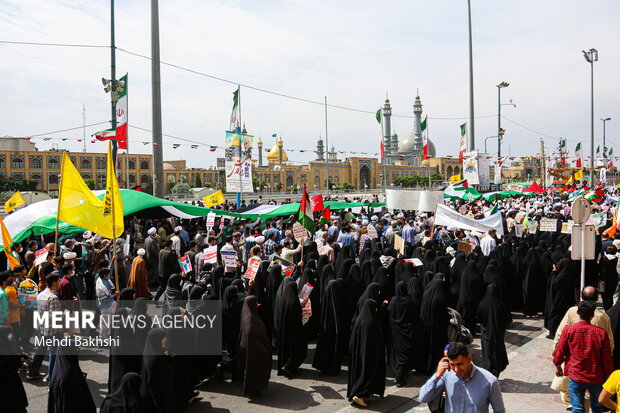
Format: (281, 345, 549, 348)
(206, 212, 216, 229)
(298, 283, 314, 300)
(293, 222, 308, 243)
(204, 246, 218, 264)
(402, 258, 423, 267)
(394, 234, 405, 255)
(244, 257, 261, 280)
(177, 256, 192, 274)
(220, 250, 238, 268)
(539, 218, 557, 232)
(34, 246, 50, 267)
(366, 224, 378, 239)
(457, 241, 473, 254)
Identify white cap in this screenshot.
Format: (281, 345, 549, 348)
(63, 251, 77, 260)
(147, 227, 157, 235)
(362, 219, 369, 226)
(83, 231, 92, 240)
(371, 215, 378, 221)
(397, 213, 404, 219)
(613, 240, 620, 249)
(255, 235, 265, 244)
(174, 226, 182, 232)
(137, 248, 146, 256)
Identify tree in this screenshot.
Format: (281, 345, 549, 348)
(170, 182, 192, 196)
(193, 174, 202, 188)
(84, 179, 96, 190)
(0, 178, 37, 192)
(334, 182, 355, 191)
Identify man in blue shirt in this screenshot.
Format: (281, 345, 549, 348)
(339, 226, 356, 257)
(419, 342, 505, 413)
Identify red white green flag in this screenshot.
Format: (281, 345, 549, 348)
(575, 142, 582, 168)
(115, 74, 128, 150)
(320, 206, 331, 224)
(298, 185, 315, 234)
(421, 116, 429, 160)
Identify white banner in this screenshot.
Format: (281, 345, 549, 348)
(385, 189, 444, 212)
(434, 203, 504, 237)
(463, 151, 480, 185)
(478, 153, 491, 187)
(225, 158, 254, 193)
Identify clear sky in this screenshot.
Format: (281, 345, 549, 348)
(1, 0, 619, 167)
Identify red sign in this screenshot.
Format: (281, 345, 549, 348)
(244, 257, 261, 280)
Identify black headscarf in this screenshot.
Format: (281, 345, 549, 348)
(476, 284, 512, 377)
(238, 295, 271, 396)
(347, 299, 386, 400)
(118, 288, 136, 310)
(164, 274, 184, 302)
(522, 248, 545, 316)
(101, 372, 144, 413)
(449, 253, 467, 308)
(607, 295, 620, 369)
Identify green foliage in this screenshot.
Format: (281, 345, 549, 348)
(0, 178, 37, 192)
(334, 182, 355, 191)
(0, 191, 15, 203)
(170, 182, 192, 195)
(394, 174, 444, 187)
(83, 179, 96, 190)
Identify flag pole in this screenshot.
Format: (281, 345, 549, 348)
(54, 155, 65, 255)
(110, 143, 120, 290)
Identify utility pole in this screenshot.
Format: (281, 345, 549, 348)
(324, 96, 329, 195)
(110, 0, 118, 162)
(540, 139, 546, 189)
(467, 0, 475, 150)
(151, 0, 164, 198)
(82, 104, 86, 153)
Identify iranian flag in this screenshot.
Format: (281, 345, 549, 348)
(459, 123, 467, 163)
(575, 142, 582, 168)
(380, 140, 385, 161)
(320, 206, 331, 224)
(609, 148, 614, 169)
(93, 129, 115, 141)
(560, 138, 567, 165)
(421, 116, 429, 160)
(298, 185, 316, 234)
(115, 74, 128, 150)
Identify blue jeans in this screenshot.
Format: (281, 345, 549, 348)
(569, 379, 604, 413)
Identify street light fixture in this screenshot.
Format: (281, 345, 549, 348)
(496, 81, 512, 159)
(602, 117, 612, 162)
(583, 48, 598, 184)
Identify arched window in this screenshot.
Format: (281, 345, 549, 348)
(0, 158, 4, 169)
(454, 166, 460, 175)
(48, 174, 59, 185)
(30, 174, 42, 188)
(81, 159, 91, 170)
(140, 160, 149, 170)
(82, 174, 91, 180)
(314, 175, 320, 185)
(129, 174, 136, 184)
(30, 158, 41, 169)
(48, 158, 59, 169)
(446, 165, 453, 177)
(12, 173, 24, 180)
(12, 158, 23, 169)
(96, 158, 106, 170)
(128, 159, 136, 170)
(334, 176, 340, 185)
(141, 174, 149, 183)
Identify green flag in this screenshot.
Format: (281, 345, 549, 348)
(272, 133, 277, 137)
(460, 123, 467, 136)
(376, 108, 382, 124)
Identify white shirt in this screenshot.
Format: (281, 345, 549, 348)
(480, 236, 497, 256)
(171, 235, 181, 256)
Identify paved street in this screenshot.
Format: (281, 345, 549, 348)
(21, 313, 563, 412)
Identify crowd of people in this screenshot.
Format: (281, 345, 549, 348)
(3, 189, 620, 412)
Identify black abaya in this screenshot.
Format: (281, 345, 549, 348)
(48, 342, 96, 413)
(347, 299, 386, 400)
(421, 275, 449, 375)
(140, 328, 178, 413)
(0, 326, 27, 413)
(313, 278, 351, 374)
(476, 284, 512, 377)
(522, 248, 545, 316)
(457, 260, 485, 333)
(238, 295, 271, 396)
(100, 372, 144, 413)
(276, 281, 307, 376)
(544, 258, 575, 337)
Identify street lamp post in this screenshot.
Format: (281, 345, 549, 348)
(602, 117, 611, 162)
(484, 136, 499, 153)
(583, 48, 598, 184)
(467, 0, 475, 150)
(497, 82, 509, 158)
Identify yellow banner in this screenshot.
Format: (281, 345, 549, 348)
(203, 190, 225, 208)
(449, 174, 462, 183)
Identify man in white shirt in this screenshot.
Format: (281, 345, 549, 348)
(171, 226, 182, 256)
(480, 229, 497, 256)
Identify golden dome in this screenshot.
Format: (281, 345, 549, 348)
(267, 143, 288, 163)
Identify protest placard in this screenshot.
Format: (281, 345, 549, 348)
(366, 224, 378, 239)
(299, 283, 314, 300)
(204, 246, 218, 264)
(34, 246, 50, 267)
(293, 222, 308, 242)
(402, 258, 423, 267)
(458, 241, 473, 253)
(394, 234, 405, 255)
(206, 212, 216, 229)
(221, 250, 238, 268)
(540, 218, 557, 232)
(244, 257, 261, 280)
(177, 256, 192, 274)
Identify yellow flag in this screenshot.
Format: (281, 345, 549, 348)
(203, 189, 225, 208)
(574, 169, 584, 180)
(0, 217, 20, 269)
(449, 174, 462, 183)
(102, 142, 124, 237)
(4, 191, 25, 213)
(57, 152, 114, 239)
(566, 175, 574, 185)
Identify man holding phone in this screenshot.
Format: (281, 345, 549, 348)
(419, 342, 505, 413)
